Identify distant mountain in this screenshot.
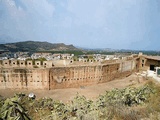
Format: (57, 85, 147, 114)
(76, 46, 115, 51)
(0, 41, 79, 52)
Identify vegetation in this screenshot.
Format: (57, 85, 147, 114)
(1, 41, 160, 56)
(0, 41, 79, 52)
(0, 81, 160, 120)
(0, 94, 30, 120)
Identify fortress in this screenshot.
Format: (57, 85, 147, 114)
(0, 57, 137, 90)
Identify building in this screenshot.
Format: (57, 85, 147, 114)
(0, 58, 136, 90)
(139, 54, 160, 71)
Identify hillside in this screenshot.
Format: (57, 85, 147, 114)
(0, 41, 79, 52)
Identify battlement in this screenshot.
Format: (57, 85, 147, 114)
(0, 60, 56, 68)
(0, 59, 103, 68)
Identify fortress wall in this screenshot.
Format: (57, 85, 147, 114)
(35, 61, 41, 67)
(19, 61, 26, 67)
(11, 60, 18, 67)
(118, 60, 135, 78)
(27, 61, 33, 68)
(0, 60, 54, 68)
(48, 63, 121, 89)
(48, 66, 99, 89)
(101, 64, 120, 82)
(0, 60, 136, 90)
(0, 69, 27, 89)
(52, 60, 73, 66)
(26, 69, 49, 89)
(120, 60, 135, 72)
(0, 68, 49, 89)
(2, 60, 10, 67)
(43, 61, 54, 68)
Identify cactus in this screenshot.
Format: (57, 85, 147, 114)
(0, 83, 156, 120)
(0, 94, 31, 120)
(96, 84, 153, 107)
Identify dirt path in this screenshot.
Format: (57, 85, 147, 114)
(0, 74, 147, 102)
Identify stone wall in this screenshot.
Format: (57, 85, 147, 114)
(0, 60, 136, 90)
(49, 65, 104, 89)
(48, 61, 134, 89)
(139, 56, 160, 71)
(0, 68, 49, 89)
(0, 60, 54, 68)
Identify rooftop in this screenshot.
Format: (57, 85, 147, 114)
(142, 55, 160, 61)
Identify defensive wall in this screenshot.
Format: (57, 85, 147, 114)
(0, 59, 136, 90)
(49, 60, 135, 89)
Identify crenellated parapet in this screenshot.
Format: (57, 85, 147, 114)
(0, 60, 54, 68)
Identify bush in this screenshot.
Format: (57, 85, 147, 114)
(0, 81, 159, 120)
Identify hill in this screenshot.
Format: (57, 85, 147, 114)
(0, 41, 79, 52)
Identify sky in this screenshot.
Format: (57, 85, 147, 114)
(0, 0, 160, 50)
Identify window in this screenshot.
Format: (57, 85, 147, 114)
(142, 59, 144, 63)
(142, 64, 144, 67)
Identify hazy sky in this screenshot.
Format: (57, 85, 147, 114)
(0, 0, 160, 50)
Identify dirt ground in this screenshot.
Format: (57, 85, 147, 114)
(0, 73, 148, 102)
